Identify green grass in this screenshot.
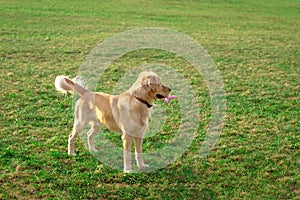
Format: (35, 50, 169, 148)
(1, 0, 299, 199)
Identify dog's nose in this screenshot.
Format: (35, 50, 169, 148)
(168, 87, 171, 92)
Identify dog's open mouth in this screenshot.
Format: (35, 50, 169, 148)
(156, 94, 165, 99)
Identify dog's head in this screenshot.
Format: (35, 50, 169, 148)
(134, 71, 171, 101)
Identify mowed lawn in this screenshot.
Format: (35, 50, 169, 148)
(1, 0, 299, 199)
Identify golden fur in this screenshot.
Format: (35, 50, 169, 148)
(55, 71, 171, 172)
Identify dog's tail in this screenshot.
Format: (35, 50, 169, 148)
(55, 76, 90, 96)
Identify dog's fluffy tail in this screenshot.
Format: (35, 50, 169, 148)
(55, 76, 90, 96)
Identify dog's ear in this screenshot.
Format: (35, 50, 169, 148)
(141, 76, 151, 87)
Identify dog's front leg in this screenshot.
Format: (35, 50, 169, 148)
(134, 137, 149, 169)
(122, 133, 133, 173)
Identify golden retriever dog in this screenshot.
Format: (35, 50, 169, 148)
(55, 71, 171, 172)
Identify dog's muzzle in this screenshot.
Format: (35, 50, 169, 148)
(156, 87, 171, 99)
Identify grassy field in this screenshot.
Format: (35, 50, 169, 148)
(1, 0, 299, 199)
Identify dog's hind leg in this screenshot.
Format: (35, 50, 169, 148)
(87, 121, 100, 152)
(68, 121, 86, 156)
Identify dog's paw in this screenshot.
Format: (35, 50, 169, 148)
(124, 169, 132, 173)
(90, 148, 98, 152)
(138, 163, 149, 169)
(68, 152, 77, 156)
